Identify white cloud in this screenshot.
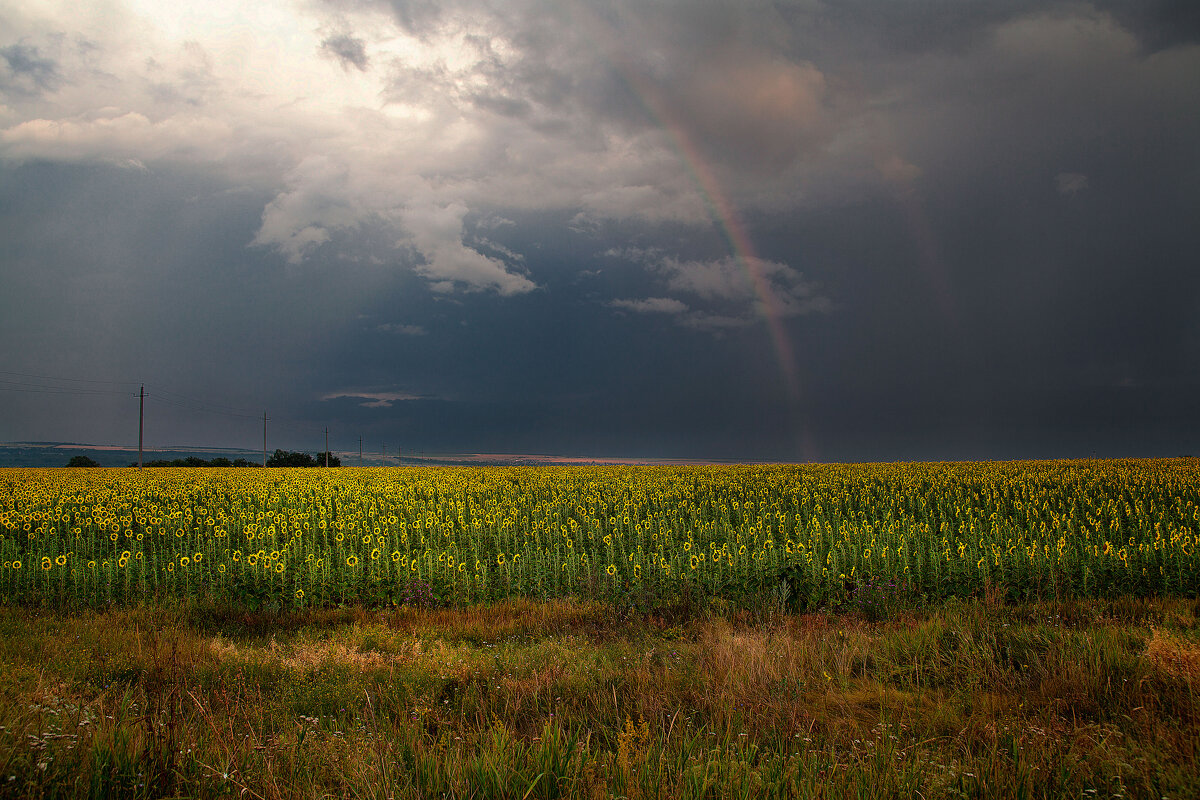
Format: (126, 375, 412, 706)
(602, 246, 663, 264)
(610, 297, 689, 314)
(475, 214, 515, 230)
(321, 390, 421, 408)
(606, 253, 831, 332)
(0, 0, 939, 293)
(657, 255, 829, 316)
(250, 155, 358, 263)
(681, 312, 756, 331)
(0, 111, 235, 165)
(472, 238, 525, 263)
(401, 201, 537, 295)
(376, 323, 426, 336)
(1055, 172, 1089, 195)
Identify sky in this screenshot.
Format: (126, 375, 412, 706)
(1, 0, 1198, 463)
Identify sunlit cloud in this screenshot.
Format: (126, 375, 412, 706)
(320, 390, 422, 409)
(610, 297, 688, 314)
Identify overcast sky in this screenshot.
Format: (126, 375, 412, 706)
(2, 0, 1198, 462)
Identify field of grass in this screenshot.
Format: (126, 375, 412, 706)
(0, 597, 1197, 798)
(1, 460, 1198, 797)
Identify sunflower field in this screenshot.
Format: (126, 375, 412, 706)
(1, 459, 1198, 609)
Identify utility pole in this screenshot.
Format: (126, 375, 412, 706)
(324, 428, 329, 467)
(263, 412, 268, 467)
(359, 435, 363, 467)
(138, 385, 144, 469)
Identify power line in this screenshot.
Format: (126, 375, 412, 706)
(270, 417, 328, 437)
(0, 369, 140, 387)
(2, 368, 395, 460)
(0, 379, 137, 397)
(143, 392, 262, 420)
(146, 385, 264, 417)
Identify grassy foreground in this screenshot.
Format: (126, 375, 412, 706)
(0, 597, 1197, 799)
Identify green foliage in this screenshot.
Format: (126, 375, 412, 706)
(266, 449, 342, 467)
(3, 460, 1200, 612)
(135, 456, 259, 468)
(65, 455, 100, 467)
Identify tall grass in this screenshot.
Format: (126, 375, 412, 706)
(0, 597, 1197, 798)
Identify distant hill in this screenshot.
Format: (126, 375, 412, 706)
(0, 442, 265, 468)
(0, 442, 723, 468)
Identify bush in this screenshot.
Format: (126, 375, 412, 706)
(266, 449, 341, 467)
(66, 455, 101, 467)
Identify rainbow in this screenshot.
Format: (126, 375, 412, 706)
(640, 91, 802, 402)
(576, 11, 803, 403)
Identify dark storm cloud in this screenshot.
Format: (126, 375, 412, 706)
(790, 0, 1200, 57)
(2, 0, 1198, 461)
(375, 0, 835, 175)
(0, 161, 408, 450)
(1095, 0, 1200, 51)
(0, 43, 61, 96)
(799, 0, 1048, 55)
(320, 33, 369, 71)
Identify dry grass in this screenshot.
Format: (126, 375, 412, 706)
(0, 598, 1198, 798)
(1146, 627, 1200, 687)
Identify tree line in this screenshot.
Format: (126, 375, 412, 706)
(64, 450, 344, 468)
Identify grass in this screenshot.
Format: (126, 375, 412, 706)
(0, 596, 1197, 798)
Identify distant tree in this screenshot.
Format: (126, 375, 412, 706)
(266, 449, 341, 467)
(66, 455, 100, 467)
(267, 449, 317, 467)
(132, 456, 247, 467)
